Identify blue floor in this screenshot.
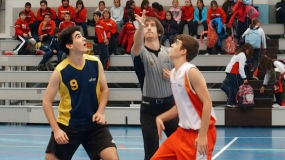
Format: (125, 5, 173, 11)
(0, 125, 284, 160)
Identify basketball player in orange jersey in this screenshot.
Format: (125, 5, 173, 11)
(151, 34, 217, 160)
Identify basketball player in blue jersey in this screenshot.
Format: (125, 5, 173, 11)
(43, 26, 118, 160)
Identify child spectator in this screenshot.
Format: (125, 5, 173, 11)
(95, 1, 108, 18)
(169, 0, 182, 23)
(179, 0, 194, 35)
(102, 10, 117, 55)
(37, 28, 63, 71)
(123, 0, 141, 23)
(161, 11, 179, 45)
(225, 43, 253, 107)
(59, 13, 75, 31)
(140, 0, 154, 17)
(118, 9, 138, 54)
(110, 0, 124, 27)
(152, 2, 165, 21)
(22, 2, 37, 37)
(38, 14, 56, 43)
(193, 0, 208, 39)
(73, 0, 88, 37)
(12, 11, 36, 55)
(36, 0, 57, 23)
(222, 0, 236, 35)
(207, 0, 226, 24)
(57, 0, 74, 26)
(93, 11, 110, 70)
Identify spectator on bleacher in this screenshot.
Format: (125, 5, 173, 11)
(193, 0, 208, 39)
(59, 13, 75, 31)
(73, 0, 88, 38)
(93, 11, 110, 70)
(38, 14, 56, 43)
(110, 0, 124, 29)
(242, 18, 266, 76)
(118, 9, 139, 54)
(225, 43, 253, 108)
(207, 0, 226, 24)
(222, 0, 236, 35)
(102, 10, 117, 55)
(161, 11, 178, 45)
(57, 0, 74, 26)
(123, 0, 141, 23)
(22, 2, 37, 38)
(12, 11, 36, 55)
(38, 28, 63, 71)
(35, 0, 57, 30)
(178, 0, 194, 35)
(95, 1, 108, 19)
(140, 0, 154, 17)
(259, 55, 285, 107)
(151, 2, 165, 21)
(169, 0, 182, 23)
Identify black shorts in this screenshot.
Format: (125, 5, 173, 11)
(45, 123, 116, 160)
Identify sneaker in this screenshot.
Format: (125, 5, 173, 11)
(283, 35, 285, 38)
(37, 64, 46, 71)
(252, 76, 259, 80)
(217, 53, 221, 55)
(205, 53, 209, 55)
(204, 37, 207, 40)
(12, 50, 18, 55)
(192, 35, 197, 39)
(272, 103, 280, 108)
(28, 38, 36, 45)
(227, 105, 236, 108)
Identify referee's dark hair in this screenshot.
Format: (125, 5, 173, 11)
(176, 34, 199, 62)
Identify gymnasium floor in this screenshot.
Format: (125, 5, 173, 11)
(0, 125, 284, 160)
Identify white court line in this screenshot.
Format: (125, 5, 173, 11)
(212, 137, 238, 160)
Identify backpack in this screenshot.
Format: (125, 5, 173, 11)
(245, 28, 261, 49)
(245, 5, 259, 20)
(225, 35, 236, 54)
(236, 84, 255, 109)
(200, 21, 218, 48)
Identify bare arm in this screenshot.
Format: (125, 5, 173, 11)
(188, 68, 212, 137)
(97, 61, 109, 114)
(42, 70, 61, 132)
(158, 105, 178, 122)
(131, 10, 146, 56)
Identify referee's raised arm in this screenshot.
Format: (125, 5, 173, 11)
(131, 10, 146, 56)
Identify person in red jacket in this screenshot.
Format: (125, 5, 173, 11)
(38, 14, 56, 43)
(140, 0, 154, 17)
(123, 0, 141, 23)
(12, 11, 36, 55)
(22, 2, 37, 37)
(93, 11, 110, 70)
(179, 0, 194, 35)
(152, 2, 165, 21)
(207, 0, 226, 24)
(102, 10, 117, 55)
(73, 0, 88, 37)
(57, 0, 74, 26)
(59, 13, 75, 31)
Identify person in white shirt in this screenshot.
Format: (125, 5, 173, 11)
(151, 34, 217, 160)
(225, 43, 254, 107)
(259, 55, 285, 108)
(110, 0, 124, 28)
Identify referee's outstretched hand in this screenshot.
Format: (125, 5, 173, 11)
(156, 117, 165, 140)
(92, 112, 106, 125)
(54, 129, 69, 144)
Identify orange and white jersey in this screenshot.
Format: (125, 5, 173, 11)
(170, 62, 216, 130)
(225, 52, 247, 79)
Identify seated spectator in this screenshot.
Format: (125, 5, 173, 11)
(110, 0, 124, 29)
(193, 0, 208, 39)
(38, 14, 56, 43)
(38, 28, 63, 71)
(224, 43, 253, 108)
(152, 2, 165, 21)
(57, 0, 74, 26)
(207, 0, 226, 24)
(169, 0, 182, 23)
(93, 11, 110, 70)
(102, 10, 117, 55)
(179, 0, 194, 35)
(161, 11, 179, 45)
(95, 1, 108, 18)
(140, 0, 154, 17)
(12, 11, 36, 55)
(123, 0, 141, 23)
(22, 2, 37, 38)
(59, 13, 75, 31)
(73, 0, 88, 37)
(35, 0, 57, 30)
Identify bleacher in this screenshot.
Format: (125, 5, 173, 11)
(1, 1, 285, 127)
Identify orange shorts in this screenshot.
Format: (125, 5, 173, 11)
(151, 125, 216, 160)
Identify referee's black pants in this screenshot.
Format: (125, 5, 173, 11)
(140, 96, 179, 160)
